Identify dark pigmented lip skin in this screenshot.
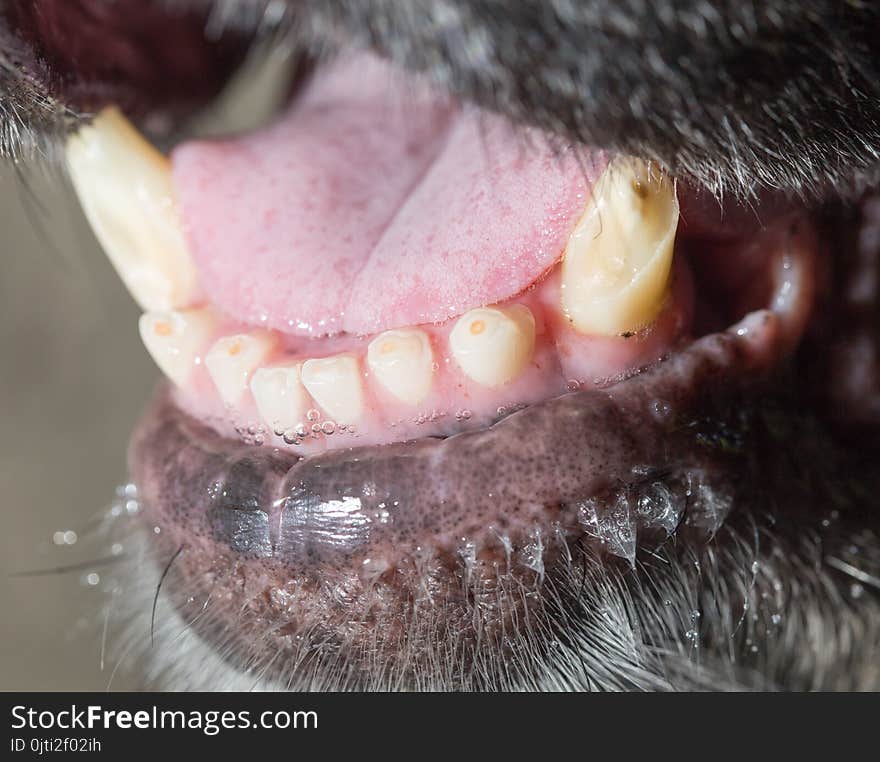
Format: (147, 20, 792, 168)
(1, 0, 250, 122)
(127, 217, 818, 679)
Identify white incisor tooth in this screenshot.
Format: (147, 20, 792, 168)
(449, 304, 535, 387)
(367, 329, 434, 405)
(561, 156, 679, 336)
(301, 354, 365, 423)
(139, 308, 217, 387)
(250, 364, 310, 433)
(66, 106, 199, 311)
(205, 332, 278, 407)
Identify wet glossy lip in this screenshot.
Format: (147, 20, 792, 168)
(127, 213, 818, 679)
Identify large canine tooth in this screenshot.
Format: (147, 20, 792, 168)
(301, 354, 365, 423)
(66, 106, 198, 311)
(139, 308, 217, 387)
(449, 304, 535, 387)
(561, 157, 679, 336)
(205, 331, 278, 406)
(367, 329, 434, 405)
(250, 363, 309, 433)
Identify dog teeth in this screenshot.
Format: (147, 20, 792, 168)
(449, 304, 535, 387)
(301, 354, 366, 423)
(65, 106, 198, 311)
(367, 329, 434, 405)
(205, 331, 278, 406)
(250, 364, 309, 433)
(139, 308, 217, 387)
(560, 156, 679, 336)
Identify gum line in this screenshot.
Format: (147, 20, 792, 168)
(165, 254, 694, 453)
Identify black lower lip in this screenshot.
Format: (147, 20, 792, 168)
(130, 320, 776, 569)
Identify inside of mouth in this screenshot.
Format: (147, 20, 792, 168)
(68, 52, 810, 456)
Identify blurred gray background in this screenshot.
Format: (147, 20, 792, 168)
(1, 166, 155, 690)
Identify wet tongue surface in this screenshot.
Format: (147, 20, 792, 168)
(171, 54, 601, 337)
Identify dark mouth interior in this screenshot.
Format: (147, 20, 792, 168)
(3, 0, 251, 126)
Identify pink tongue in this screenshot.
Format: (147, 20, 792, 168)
(171, 54, 601, 336)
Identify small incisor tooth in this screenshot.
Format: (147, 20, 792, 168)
(367, 329, 434, 405)
(301, 354, 365, 423)
(449, 304, 535, 387)
(205, 331, 278, 407)
(66, 106, 199, 311)
(139, 307, 217, 387)
(250, 363, 309, 434)
(561, 156, 679, 336)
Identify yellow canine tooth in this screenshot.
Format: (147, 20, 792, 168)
(560, 156, 679, 336)
(449, 304, 535, 387)
(66, 106, 199, 311)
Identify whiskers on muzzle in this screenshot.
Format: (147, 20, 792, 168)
(79, 467, 880, 692)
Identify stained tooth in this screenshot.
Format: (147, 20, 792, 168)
(139, 307, 217, 387)
(301, 354, 365, 423)
(250, 364, 309, 433)
(205, 332, 278, 407)
(65, 106, 198, 311)
(561, 156, 679, 336)
(449, 304, 535, 387)
(367, 329, 434, 405)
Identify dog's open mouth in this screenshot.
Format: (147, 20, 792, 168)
(12, 0, 877, 689)
(60, 48, 826, 681)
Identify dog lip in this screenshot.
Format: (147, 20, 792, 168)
(129, 292, 787, 561)
(5, 0, 251, 121)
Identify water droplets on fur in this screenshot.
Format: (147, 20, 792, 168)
(519, 529, 547, 578)
(577, 494, 636, 564)
(634, 480, 685, 536)
(682, 471, 734, 534)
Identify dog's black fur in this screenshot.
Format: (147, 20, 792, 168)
(1, 0, 879, 690)
(4, 1, 880, 196)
